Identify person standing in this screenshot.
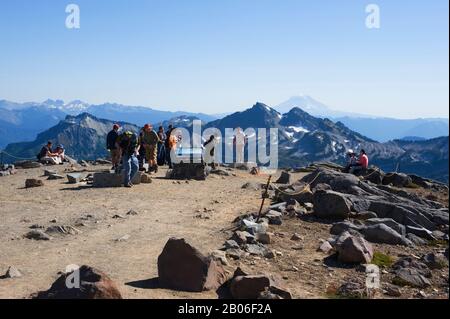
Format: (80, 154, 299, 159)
(165, 125, 174, 166)
(157, 126, 166, 166)
(233, 127, 247, 163)
(106, 124, 121, 171)
(140, 124, 160, 173)
(203, 135, 217, 169)
(116, 131, 140, 188)
(166, 127, 178, 169)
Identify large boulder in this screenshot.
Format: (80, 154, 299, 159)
(157, 238, 227, 292)
(33, 265, 122, 299)
(335, 232, 373, 264)
(382, 173, 412, 188)
(360, 224, 411, 246)
(393, 268, 431, 288)
(313, 190, 352, 219)
(364, 218, 405, 235)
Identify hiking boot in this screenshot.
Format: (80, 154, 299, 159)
(124, 183, 133, 188)
(154, 166, 158, 173)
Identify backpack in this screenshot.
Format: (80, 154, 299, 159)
(118, 131, 138, 155)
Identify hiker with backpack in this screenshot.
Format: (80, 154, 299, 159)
(203, 135, 217, 169)
(107, 124, 121, 171)
(140, 124, 161, 173)
(116, 131, 140, 188)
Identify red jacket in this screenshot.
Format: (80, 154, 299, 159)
(359, 154, 369, 169)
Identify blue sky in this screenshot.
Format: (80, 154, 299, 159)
(0, 0, 448, 118)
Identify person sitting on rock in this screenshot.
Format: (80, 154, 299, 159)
(350, 149, 369, 175)
(54, 144, 66, 164)
(344, 150, 357, 173)
(37, 141, 62, 165)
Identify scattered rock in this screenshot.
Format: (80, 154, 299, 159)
(157, 238, 228, 292)
(241, 182, 262, 191)
(25, 179, 44, 188)
(421, 253, 448, 270)
(337, 279, 367, 299)
(230, 275, 292, 299)
(318, 241, 333, 254)
(211, 250, 228, 266)
(141, 173, 152, 183)
(115, 234, 130, 242)
(384, 285, 402, 297)
(15, 161, 42, 169)
(46, 225, 82, 236)
(255, 232, 273, 245)
(4, 266, 23, 278)
(224, 240, 240, 250)
(48, 174, 65, 180)
(24, 230, 51, 241)
(67, 173, 82, 184)
(126, 209, 138, 216)
(44, 169, 57, 176)
(290, 233, 303, 241)
(33, 265, 122, 299)
(335, 232, 373, 264)
(245, 244, 275, 259)
(264, 210, 282, 225)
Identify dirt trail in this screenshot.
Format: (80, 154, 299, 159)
(0, 165, 281, 299)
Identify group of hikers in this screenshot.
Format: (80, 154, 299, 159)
(37, 141, 66, 165)
(106, 124, 179, 187)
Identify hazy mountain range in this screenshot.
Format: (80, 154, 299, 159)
(275, 96, 449, 142)
(0, 97, 448, 149)
(4, 104, 448, 183)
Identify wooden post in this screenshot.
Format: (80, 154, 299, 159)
(256, 175, 272, 222)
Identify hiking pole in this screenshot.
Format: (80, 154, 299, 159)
(256, 175, 272, 223)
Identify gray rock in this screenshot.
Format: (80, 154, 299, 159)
(335, 232, 373, 264)
(406, 226, 436, 240)
(406, 233, 428, 245)
(245, 244, 274, 258)
(67, 173, 82, 184)
(265, 210, 283, 225)
(224, 240, 240, 250)
(93, 172, 123, 188)
(355, 211, 378, 220)
(365, 218, 405, 235)
(313, 190, 352, 219)
(421, 253, 448, 270)
(24, 230, 51, 241)
(44, 169, 57, 176)
(360, 224, 411, 246)
(393, 268, 431, 288)
(330, 221, 363, 235)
